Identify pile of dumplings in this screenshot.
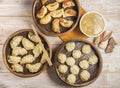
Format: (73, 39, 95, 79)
(57, 42, 99, 84)
(37, 0, 77, 33)
(7, 32, 48, 73)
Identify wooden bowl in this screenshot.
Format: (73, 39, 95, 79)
(2, 29, 52, 77)
(32, 0, 80, 36)
(54, 39, 102, 87)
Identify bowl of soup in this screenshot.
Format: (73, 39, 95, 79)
(80, 11, 105, 37)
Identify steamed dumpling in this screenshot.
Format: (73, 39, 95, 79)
(50, 9, 64, 18)
(11, 64, 23, 72)
(58, 65, 68, 73)
(26, 63, 42, 73)
(70, 65, 80, 75)
(8, 56, 21, 64)
(80, 70, 90, 81)
(79, 60, 89, 69)
(46, 2, 59, 11)
(66, 57, 75, 66)
(10, 36, 23, 49)
(66, 42, 75, 52)
(40, 13, 52, 24)
(62, 0, 75, 8)
(88, 55, 98, 65)
(33, 44, 43, 58)
(12, 47, 27, 56)
(22, 38, 35, 50)
(28, 32, 39, 43)
(56, 0, 64, 3)
(52, 19, 60, 33)
(20, 54, 35, 64)
(37, 6, 47, 19)
(67, 74, 76, 84)
(72, 50, 82, 59)
(41, 0, 48, 4)
(57, 53, 67, 64)
(82, 44, 91, 54)
(64, 9, 76, 17)
(60, 18, 73, 28)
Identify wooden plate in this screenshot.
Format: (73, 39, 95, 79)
(2, 29, 52, 77)
(32, 0, 80, 36)
(54, 39, 102, 87)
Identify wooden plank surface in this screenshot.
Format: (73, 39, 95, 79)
(0, 0, 120, 88)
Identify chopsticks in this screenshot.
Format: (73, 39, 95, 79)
(31, 24, 52, 66)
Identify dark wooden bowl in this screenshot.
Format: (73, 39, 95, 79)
(54, 39, 102, 87)
(32, 0, 80, 36)
(2, 29, 52, 77)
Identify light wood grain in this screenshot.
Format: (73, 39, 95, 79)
(0, 0, 120, 88)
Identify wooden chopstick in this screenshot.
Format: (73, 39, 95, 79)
(31, 24, 52, 66)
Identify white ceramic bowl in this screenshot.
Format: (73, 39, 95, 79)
(79, 11, 105, 37)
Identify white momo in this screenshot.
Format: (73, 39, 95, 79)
(22, 38, 35, 50)
(46, 2, 59, 11)
(66, 57, 75, 66)
(11, 64, 23, 72)
(66, 42, 75, 52)
(67, 74, 76, 84)
(10, 36, 23, 49)
(70, 65, 80, 75)
(28, 32, 39, 43)
(33, 44, 43, 58)
(82, 44, 91, 54)
(57, 53, 67, 64)
(26, 63, 42, 73)
(58, 65, 68, 73)
(8, 56, 21, 64)
(80, 70, 90, 81)
(12, 47, 27, 56)
(79, 60, 89, 69)
(72, 50, 82, 59)
(20, 54, 35, 64)
(88, 55, 98, 65)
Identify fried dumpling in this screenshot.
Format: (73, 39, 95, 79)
(62, 0, 75, 8)
(33, 44, 43, 58)
(46, 2, 59, 11)
(11, 64, 23, 72)
(41, 0, 48, 5)
(12, 47, 27, 56)
(51, 9, 64, 18)
(8, 56, 21, 64)
(22, 38, 35, 50)
(20, 54, 35, 64)
(10, 36, 23, 49)
(52, 19, 61, 33)
(36, 6, 47, 19)
(26, 63, 42, 73)
(64, 9, 76, 17)
(28, 32, 39, 43)
(40, 13, 52, 24)
(56, 0, 64, 3)
(40, 53, 47, 64)
(60, 18, 73, 28)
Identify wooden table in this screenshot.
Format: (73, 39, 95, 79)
(0, 0, 120, 88)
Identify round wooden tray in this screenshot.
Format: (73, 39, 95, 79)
(2, 29, 52, 77)
(32, 0, 80, 36)
(54, 39, 102, 87)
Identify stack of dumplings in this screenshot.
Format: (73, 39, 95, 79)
(56, 41, 99, 85)
(36, 0, 77, 33)
(7, 31, 49, 74)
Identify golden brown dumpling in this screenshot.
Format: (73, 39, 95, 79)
(22, 38, 35, 50)
(28, 32, 39, 43)
(12, 47, 27, 56)
(41, 0, 48, 5)
(50, 9, 64, 18)
(62, 0, 75, 8)
(10, 36, 23, 49)
(64, 9, 76, 17)
(11, 64, 23, 72)
(40, 53, 47, 64)
(56, 0, 64, 3)
(60, 18, 73, 28)
(40, 13, 52, 24)
(36, 6, 47, 19)
(52, 19, 60, 33)
(33, 44, 43, 58)
(26, 63, 42, 73)
(46, 2, 59, 11)
(20, 54, 35, 64)
(8, 56, 21, 64)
